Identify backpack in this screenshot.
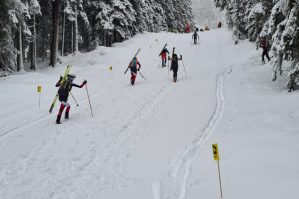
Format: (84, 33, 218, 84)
(131, 58, 137, 68)
(58, 80, 71, 97)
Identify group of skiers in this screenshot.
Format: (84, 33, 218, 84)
(53, 26, 274, 124)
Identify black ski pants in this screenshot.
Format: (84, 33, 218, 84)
(172, 65, 178, 78)
(262, 49, 270, 62)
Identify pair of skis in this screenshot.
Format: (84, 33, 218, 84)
(159, 43, 167, 56)
(49, 65, 72, 113)
(124, 48, 146, 80)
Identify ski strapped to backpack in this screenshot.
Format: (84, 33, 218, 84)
(159, 43, 167, 56)
(49, 65, 72, 113)
(124, 48, 141, 74)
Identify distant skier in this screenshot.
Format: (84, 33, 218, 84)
(169, 47, 182, 82)
(159, 47, 169, 67)
(185, 23, 190, 33)
(218, 21, 222, 28)
(192, 31, 199, 45)
(259, 37, 271, 63)
(55, 74, 87, 124)
(129, 57, 141, 85)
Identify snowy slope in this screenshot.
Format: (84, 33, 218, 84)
(1, 28, 299, 199)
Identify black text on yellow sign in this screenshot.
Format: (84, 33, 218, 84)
(37, 85, 42, 93)
(212, 143, 220, 161)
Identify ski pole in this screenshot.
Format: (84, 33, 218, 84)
(181, 58, 188, 78)
(167, 56, 170, 79)
(70, 92, 79, 106)
(138, 71, 146, 80)
(85, 84, 94, 117)
(124, 66, 129, 74)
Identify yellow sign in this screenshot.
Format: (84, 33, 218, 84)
(109, 66, 112, 71)
(37, 85, 42, 93)
(212, 143, 220, 161)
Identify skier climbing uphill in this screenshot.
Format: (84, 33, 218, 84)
(159, 47, 169, 67)
(169, 47, 182, 82)
(192, 31, 199, 45)
(259, 37, 271, 64)
(55, 74, 87, 124)
(129, 57, 141, 85)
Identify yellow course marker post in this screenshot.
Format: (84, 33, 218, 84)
(212, 143, 223, 198)
(37, 85, 42, 109)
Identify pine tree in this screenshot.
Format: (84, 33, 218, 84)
(0, 0, 16, 76)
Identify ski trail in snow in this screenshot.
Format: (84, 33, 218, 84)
(158, 69, 226, 199)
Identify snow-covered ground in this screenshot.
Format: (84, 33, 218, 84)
(0, 28, 299, 199)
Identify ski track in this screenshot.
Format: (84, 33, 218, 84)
(156, 30, 230, 199)
(158, 71, 226, 199)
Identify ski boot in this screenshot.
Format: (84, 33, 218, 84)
(174, 77, 177, 83)
(65, 112, 69, 119)
(56, 115, 61, 124)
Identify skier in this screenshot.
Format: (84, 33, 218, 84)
(169, 47, 182, 82)
(159, 47, 169, 67)
(259, 37, 271, 63)
(218, 21, 222, 28)
(55, 74, 87, 124)
(129, 57, 141, 85)
(185, 23, 190, 33)
(192, 31, 199, 45)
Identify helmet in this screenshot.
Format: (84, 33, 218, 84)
(67, 74, 76, 81)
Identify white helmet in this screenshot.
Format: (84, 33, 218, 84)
(67, 74, 76, 81)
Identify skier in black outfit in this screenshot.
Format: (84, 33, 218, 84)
(55, 74, 87, 124)
(192, 31, 199, 45)
(169, 47, 182, 82)
(259, 37, 271, 63)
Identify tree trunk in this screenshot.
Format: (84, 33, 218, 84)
(71, 21, 74, 54)
(50, 0, 60, 67)
(31, 14, 36, 71)
(42, 17, 45, 61)
(73, 16, 78, 53)
(17, 27, 24, 72)
(61, 0, 65, 56)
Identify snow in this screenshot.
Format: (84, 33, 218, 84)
(1, 28, 299, 199)
(248, 2, 265, 19)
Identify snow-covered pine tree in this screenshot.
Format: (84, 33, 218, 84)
(0, 0, 16, 76)
(28, 0, 41, 71)
(10, 0, 32, 72)
(64, 0, 84, 54)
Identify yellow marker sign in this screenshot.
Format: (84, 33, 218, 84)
(37, 85, 42, 93)
(109, 66, 112, 71)
(212, 143, 220, 161)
